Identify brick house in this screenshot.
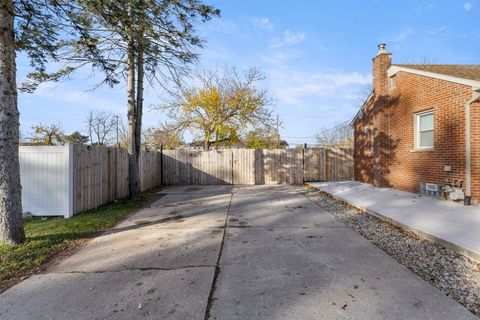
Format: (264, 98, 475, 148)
(352, 44, 480, 203)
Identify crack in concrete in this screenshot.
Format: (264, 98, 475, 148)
(228, 225, 347, 229)
(52, 265, 215, 274)
(204, 191, 234, 320)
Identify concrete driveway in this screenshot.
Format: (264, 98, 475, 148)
(0, 185, 476, 320)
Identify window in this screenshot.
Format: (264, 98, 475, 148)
(415, 110, 434, 149)
(389, 75, 397, 90)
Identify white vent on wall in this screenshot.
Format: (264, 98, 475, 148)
(425, 183, 439, 192)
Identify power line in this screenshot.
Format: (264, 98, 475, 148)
(283, 136, 315, 139)
(283, 120, 351, 140)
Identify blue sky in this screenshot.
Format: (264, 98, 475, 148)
(17, 0, 479, 146)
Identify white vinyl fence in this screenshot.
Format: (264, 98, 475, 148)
(19, 145, 74, 218)
(19, 144, 162, 218)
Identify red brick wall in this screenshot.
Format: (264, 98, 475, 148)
(354, 71, 478, 200)
(354, 98, 374, 184)
(372, 52, 391, 97)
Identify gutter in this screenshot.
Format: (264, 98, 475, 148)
(464, 87, 480, 204)
(350, 92, 373, 126)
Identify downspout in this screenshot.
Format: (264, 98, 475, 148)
(464, 88, 480, 205)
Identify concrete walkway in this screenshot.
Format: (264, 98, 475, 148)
(308, 181, 480, 261)
(0, 185, 476, 319)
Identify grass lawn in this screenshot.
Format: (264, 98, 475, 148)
(0, 194, 147, 288)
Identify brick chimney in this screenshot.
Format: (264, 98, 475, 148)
(372, 43, 392, 97)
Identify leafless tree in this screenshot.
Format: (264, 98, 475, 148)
(401, 56, 438, 64)
(357, 83, 372, 104)
(85, 111, 118, 146)
(315, 121, 353, 148)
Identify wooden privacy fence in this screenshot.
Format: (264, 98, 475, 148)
(162, 149, 306, 185)
(19, 144, 352, 217)
(303, 148, 354, 182)
(72, 145, 162, 214)
(162, 147, 353, 185)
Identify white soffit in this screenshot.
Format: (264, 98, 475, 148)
(388, 65, 480, 90)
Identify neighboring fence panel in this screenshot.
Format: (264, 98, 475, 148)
(325, 148, 354, 181)
(304, 148, 327, 181)
(255, 149, 304, 184)
(163, 148, 319, 185)
(73, 145, 161, 214)
(73, 145, 115, 213)
(19, 145, 73, 217)
(139, 150, 162, 192)
(232, 149, 255, 185)
(162, 149, 234, 185)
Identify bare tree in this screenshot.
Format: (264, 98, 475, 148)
(315, 121, 353, 148)
(357, 83, 372, 104)
(85, 111, 117, 146)
(401, 56, 438, 64)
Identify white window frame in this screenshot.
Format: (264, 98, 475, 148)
(389, 75, 397, 90)
(414, 110, 434, 151)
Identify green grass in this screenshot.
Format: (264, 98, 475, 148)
(0, 196, 146, 284)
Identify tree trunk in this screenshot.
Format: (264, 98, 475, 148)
(0, 0, 25, 244)
(204, 131, 211, 150)
(214, 129, 220, 149)
(135, 42, 144, 156)
(127, 40, 139, 198)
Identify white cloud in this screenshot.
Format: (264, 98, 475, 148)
(253, 17, 274, 30)
(270, 30, 306, 48)
(392, 28, 413, 42)
(209, 19, 237, 33)
(202, 46, 232, 62)
(267, 69, 371, 106)
(30, 82, 125, 114)
(417, 3, 434, 11)
(260, 50, 304, 64)
(427, 25, 448, 35)
(283, 30, 306, 45)
(464, 2, 473, 11)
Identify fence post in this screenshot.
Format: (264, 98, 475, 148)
(231, 150, 234, 185)
(302, 145, 305, 184)
(160, 144, 164, 186)
(324, 148, 329, 181)
(67, 143, 74, 218)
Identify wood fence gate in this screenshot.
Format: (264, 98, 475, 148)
(162, 147, 353, 185)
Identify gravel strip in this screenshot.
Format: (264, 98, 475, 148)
(305, 188, 480, 317)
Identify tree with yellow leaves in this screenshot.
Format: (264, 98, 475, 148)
(160, 67, 273, 150)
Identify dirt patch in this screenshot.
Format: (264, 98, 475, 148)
(134, 220, 152, 225)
